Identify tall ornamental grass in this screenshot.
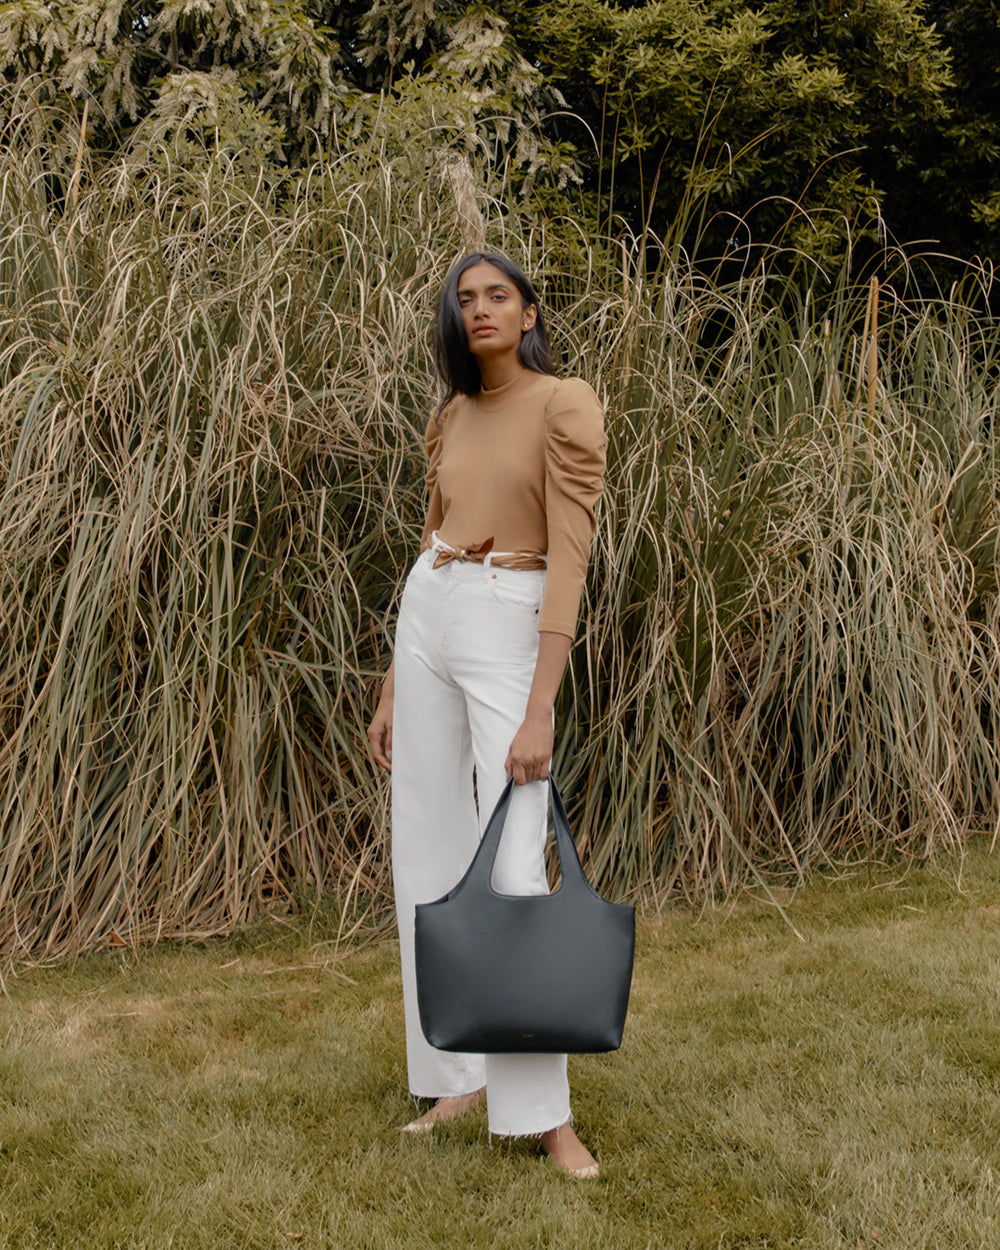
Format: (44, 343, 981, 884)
(1, 86, 999, 961)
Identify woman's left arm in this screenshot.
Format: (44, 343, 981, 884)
(504, 631, 572, 785)
(506, 378, 606, 786)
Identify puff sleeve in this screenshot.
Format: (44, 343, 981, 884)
(418, 411, 445, 552)
(538, 378, 607, 637)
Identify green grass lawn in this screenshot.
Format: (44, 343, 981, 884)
(4, 845, 1000, 1249)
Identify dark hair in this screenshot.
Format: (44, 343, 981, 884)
(434, 252, 556, 411)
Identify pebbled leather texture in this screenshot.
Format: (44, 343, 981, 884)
(414, 777, 635, 1053)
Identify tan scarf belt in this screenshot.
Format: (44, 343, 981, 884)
(429, 532, 547, 572)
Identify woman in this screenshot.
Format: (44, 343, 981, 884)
(367, 252, 606, 1178)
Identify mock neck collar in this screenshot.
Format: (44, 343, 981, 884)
(472, 367, 540, 412)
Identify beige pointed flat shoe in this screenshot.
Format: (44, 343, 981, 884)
(399, 1117, 435, 1134)
(545, 1155, 600, 1179)
(399, 1088, 486, 1134)
(540, 1121, 599, 1178)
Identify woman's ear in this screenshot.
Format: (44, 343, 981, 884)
(521, 304, 538, 332)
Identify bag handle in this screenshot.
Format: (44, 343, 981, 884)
(448, 776, 600, 901)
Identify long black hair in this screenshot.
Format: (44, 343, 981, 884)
(434, 253, 556, 412)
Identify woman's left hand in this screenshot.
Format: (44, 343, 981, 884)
(505, 709, 554, 786)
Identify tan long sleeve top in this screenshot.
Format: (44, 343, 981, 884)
(418, 369, 607, 638)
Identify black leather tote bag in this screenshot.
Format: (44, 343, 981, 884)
(414, 776, 635, 1053)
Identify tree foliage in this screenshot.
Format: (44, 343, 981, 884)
(334, 0, 961, 257)
(501, 0, 959, 260)
(0, 0, 339, 163)
(0, 0, 578, 201)
(874, 0, 1000, 261)
(0, 0, 995, 264)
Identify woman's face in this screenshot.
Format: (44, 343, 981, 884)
(457, 262, 536, 362)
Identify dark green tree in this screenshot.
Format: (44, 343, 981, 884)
(337, 0, 963, 260)
(509, 0, 955, 257)
(870, 0, 1000, 262)
(3, 0, 996, 261)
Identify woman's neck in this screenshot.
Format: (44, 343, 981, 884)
(478, 354, 526, 392)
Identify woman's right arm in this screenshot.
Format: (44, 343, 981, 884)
(367, 656, 395, 771)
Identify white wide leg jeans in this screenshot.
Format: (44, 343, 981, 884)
(390, 547, 571, 1138)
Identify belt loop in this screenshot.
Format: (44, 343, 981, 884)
(483, 551, 494, 569)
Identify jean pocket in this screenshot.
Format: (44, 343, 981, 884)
(487, 568, 545, 612)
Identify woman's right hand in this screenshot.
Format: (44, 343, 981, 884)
(367, 674, 394, 771)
